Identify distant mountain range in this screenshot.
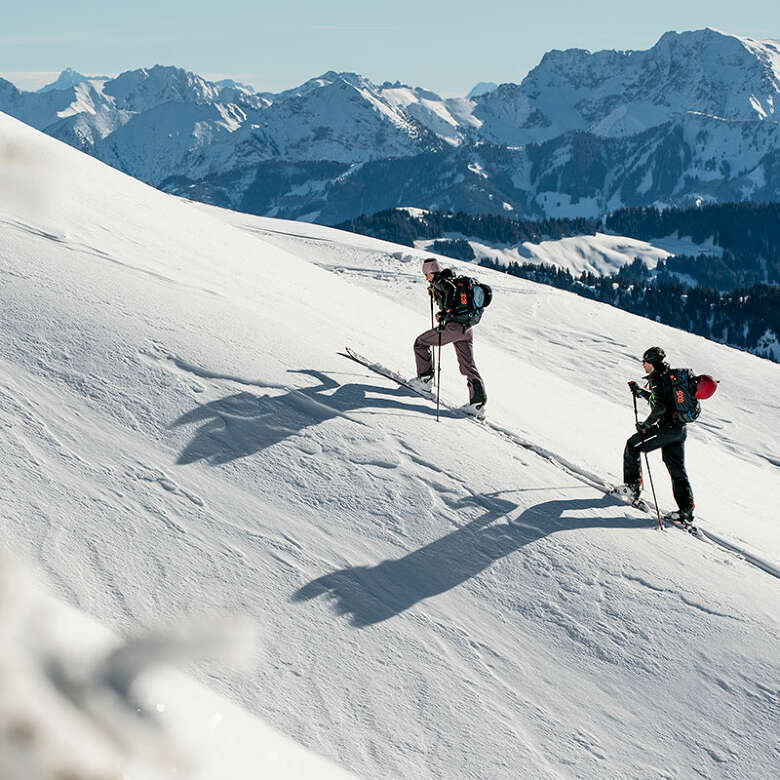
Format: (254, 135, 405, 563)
(2, 28, 779, 224)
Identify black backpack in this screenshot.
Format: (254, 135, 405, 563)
(665, 368, 702, 423)
(448, 276, 493, 325)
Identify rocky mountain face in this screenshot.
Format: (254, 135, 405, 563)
(474, 29, 780, 145)
(2, 28, 779, 223)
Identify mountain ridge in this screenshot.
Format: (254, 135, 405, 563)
(2, 28, 779, 221)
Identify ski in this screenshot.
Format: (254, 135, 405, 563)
(608, 488, 661, 529)
(340, 347, 486, 421)
(608, 486, 699, 535)
(341, 347, 436, 400)
(662, 515, 700, 536)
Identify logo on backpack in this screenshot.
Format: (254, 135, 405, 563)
(449, 276, 492, 325)
(666, 369, 702, 423)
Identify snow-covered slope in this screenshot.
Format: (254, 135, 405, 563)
(234, 73, 443, 165)
(414, 230, 725, 277)
(378, 81, 481, 146)
(1, 112, 779, 779)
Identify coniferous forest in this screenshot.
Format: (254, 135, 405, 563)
(478, 257, 779, 359)
(338, 202, 780, 362)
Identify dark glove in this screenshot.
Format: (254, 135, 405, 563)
(636, 421, 654, 435)
(628, 381, 642, 398)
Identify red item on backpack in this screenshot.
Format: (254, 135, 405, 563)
(695, 374, 719, 400)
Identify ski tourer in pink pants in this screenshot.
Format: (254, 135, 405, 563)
(411, 258, 487, 411)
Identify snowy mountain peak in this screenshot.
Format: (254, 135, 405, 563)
(214, 78, 256, 93)
(475, 27, 780, 145)
(467, 82, 499, 99)
(37, 67, 109, 93)
(271, 70, 373, 102)
(652, 27, 780, 85)
(103, 64, 224, 111)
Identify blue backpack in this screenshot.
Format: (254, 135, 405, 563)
(449, 276, 493, 325)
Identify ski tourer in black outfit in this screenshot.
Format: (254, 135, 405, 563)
(623, 347, 694, 521)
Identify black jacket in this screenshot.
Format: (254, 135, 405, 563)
(640, 363, 679, 428)
(430, 269, 458, 319)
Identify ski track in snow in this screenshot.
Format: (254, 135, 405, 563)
(343, 349, 780, 580)
(247, 218, 780, 549)
(139, 339, 773, 624)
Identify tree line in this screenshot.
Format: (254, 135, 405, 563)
(605, 202, 780, 265)
(339, 202, 780, 290)
(336, 209, 597, 247)
(606, 202, 780, 288)
(478, 256, 780, 361)
(338, 202, 780, 362)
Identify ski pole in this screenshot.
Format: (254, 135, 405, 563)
(632, 392, 663, 530)
(430, 287, 437, 387)
(436, 326, 442, 422)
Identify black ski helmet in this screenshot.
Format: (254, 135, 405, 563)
(642, 346, 666, 367)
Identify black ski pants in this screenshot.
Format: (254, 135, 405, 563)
(623, 425, 694, 511)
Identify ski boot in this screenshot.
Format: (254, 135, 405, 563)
(460, 400, 487, 420)
(614, 482, 642, 503)
(407, 372, 434, 393)
(612, 482, 648, 511)
(663, 508, 698, 534)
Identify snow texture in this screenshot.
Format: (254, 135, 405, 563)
(1, 111, 779, 779)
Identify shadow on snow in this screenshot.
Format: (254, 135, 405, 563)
(172, 370, 639, 627)
(293, 493, 635, 627)
(171, 368, 445, 465)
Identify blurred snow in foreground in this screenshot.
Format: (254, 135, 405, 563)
(0, 555, 354, 780)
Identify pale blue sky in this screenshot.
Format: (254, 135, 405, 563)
(2, 1, 778, 95)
